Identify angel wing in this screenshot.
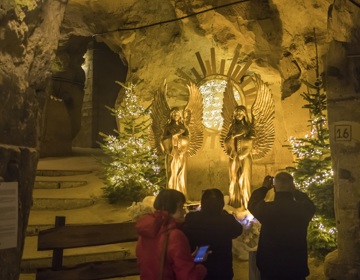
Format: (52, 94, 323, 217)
(220, 80, 238, 154)
(184, 82, 204, 157)
(250, 73, 275, 160)
(149, 79, 171, 154)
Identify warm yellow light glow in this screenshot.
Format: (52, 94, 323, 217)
(81, 50, 91, 75)
(199, 79, 241, 130)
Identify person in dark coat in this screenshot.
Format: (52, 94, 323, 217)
(248, 172, 316, 280)
(183, 188, 243, 280)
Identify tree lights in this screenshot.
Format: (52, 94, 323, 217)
(98, 82, 164, 203)
(286, 53, 337, 257)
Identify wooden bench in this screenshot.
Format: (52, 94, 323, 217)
(36, 216, 140, 280)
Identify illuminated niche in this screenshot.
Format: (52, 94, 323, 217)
(176, 45, 257, 131)
(199, 78, 242, 131)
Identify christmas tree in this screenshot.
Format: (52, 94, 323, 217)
(98, 81, 164, 203)
(286, 30, 337, 258)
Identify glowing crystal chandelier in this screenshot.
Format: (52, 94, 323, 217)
(199, 79, 241, 131)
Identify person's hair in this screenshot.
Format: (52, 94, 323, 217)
(153, 189, 186, 214)
(201, 188, 225, 214)
(274, 172, 295, 192)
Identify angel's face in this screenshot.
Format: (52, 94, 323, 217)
(171, 109, 183, 122)
(234, 108, 246, 121)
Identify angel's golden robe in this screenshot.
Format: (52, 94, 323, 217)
(161, 119, 189, 195)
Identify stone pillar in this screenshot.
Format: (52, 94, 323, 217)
(325, 2, 360, 278)
(0, 1, 66, 279)
(72, 42, 95, 147)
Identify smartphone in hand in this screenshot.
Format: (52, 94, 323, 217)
(194, 245, 210, 263)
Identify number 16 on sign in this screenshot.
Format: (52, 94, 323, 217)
(335, 125, 352, 141)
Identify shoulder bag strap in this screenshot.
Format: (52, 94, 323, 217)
(158, 229, 171, 280)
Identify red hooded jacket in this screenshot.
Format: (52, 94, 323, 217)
(136, 210, 207, 280)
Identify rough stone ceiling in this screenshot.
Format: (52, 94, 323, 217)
(59, 0, 332, 104)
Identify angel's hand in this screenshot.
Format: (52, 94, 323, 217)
(238, 154, 247, 160)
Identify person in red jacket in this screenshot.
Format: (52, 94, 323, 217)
(136, 189, 207, 280)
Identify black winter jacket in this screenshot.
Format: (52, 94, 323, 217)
(248, 187, 315, 279)
(183, 210, 243, 280)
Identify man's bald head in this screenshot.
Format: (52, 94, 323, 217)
(274, 172, 295, 192)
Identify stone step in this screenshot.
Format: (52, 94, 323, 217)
(32, 170, 105, 200)
(36, 169, 92, 177)
(34, 180, 88, 189)
(31, 197, 96, 210)
(27, 200, 134, 233)
(26, 224, 54, 237)
(21, 148, 142, 279)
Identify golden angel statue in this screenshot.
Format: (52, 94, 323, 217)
(150, 80, 204, 197)
(221, 74, 275, 209)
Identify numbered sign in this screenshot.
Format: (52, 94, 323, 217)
(335, 125, 352, 141)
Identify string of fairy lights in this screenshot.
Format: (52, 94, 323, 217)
(312, 215, 337, 235)
(115, 83, 146, 119)
(104, 84, 161, 194)
(288, 97, 337, 237)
